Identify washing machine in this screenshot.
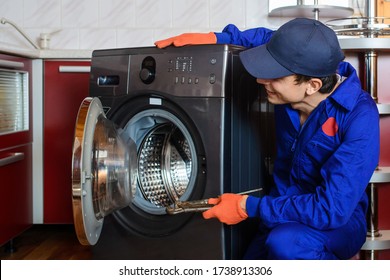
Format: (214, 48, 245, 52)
(71, 44, 274, 259)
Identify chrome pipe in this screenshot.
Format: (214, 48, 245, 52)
(365, 50, 378, 101)
(366, 183, 381, 238)
(313, 0, 319, 21)
(363, 1, 380, 240)
(366, 0, 377, 20)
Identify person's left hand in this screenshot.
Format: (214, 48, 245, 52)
(202, 193, 248, 225)
(154, 32, 217, 48)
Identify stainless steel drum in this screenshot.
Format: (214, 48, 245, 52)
(138, 123, 192, 207)
(120, 108, 198, 216)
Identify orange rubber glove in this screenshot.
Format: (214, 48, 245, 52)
(202, 193, 248, 225)
(154, 32, 217, 48)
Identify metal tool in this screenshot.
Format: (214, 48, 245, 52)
(165, 187, 263, 215)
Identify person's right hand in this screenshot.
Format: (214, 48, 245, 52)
(154, 32, 217, 48)
(202, 193, 248, 225)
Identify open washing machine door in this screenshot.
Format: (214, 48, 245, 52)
(71, 97, 137, 245)
(72, 97, 204, 245)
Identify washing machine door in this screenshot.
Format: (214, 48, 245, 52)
(71, 97, 137, 245)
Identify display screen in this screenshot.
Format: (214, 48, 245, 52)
(175, 56, 193, 72)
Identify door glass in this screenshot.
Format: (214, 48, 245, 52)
(72, 97, 137, 245)
(92, 115, 135, 219)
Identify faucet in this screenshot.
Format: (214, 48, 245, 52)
(1, 17, 40, 49)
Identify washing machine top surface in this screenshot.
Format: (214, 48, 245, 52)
(91, 44, 245, 57)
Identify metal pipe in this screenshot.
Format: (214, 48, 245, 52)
(366, 0, 377, 20)
(0, 17, 40, 49)
(366, 0, 378, 39)
(366, 183, 381, 238)
(313, 0, 319, 21)
(363, 1, 380, 242)
(365, 50, 378, 101)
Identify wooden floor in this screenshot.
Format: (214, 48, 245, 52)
(0, 225, 93, 260)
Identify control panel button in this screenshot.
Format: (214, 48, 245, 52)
(209, 74, 216, 84)
(140, 68, 155, 84)
(139, 56, 156, 84)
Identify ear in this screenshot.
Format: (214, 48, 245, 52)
(306, 78, 322, 95)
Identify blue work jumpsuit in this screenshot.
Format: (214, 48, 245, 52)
(216, 24, 380, 259)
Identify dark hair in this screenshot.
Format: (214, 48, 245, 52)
(294, 74, 339, 94)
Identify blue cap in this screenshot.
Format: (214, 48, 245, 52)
(239, 18, 345, 79)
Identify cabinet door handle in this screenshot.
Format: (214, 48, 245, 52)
(0, 152, 25, 167)
(58, 66, 91, 73)
(0, 59, 25, 69)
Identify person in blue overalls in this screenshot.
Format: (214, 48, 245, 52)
(155, 18, 380, 260)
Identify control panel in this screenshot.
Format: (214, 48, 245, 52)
(90, 45, 245, 98)
(128, 48, 229, 97)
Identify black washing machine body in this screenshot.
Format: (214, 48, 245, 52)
(71, 45, 274, 259)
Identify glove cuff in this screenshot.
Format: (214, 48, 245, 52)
(206, 32, 217, 44)
(236, 198, 248, 219)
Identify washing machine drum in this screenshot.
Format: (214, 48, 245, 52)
(71, 97, 201, 245)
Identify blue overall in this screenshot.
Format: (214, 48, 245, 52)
(216, 24, 380, 259)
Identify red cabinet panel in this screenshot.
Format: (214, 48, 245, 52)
(376, 54, 390, 259)
(43, 60, 90, 223)
(0, 144, 32, 246)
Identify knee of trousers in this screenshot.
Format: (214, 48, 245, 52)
(265, 223, 332, 260)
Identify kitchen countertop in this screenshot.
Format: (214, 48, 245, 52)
(0, 43, 93, 59)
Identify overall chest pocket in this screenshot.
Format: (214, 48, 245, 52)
(302, 133, 340, 169)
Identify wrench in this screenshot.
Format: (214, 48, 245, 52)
(165, 187, 263, 215)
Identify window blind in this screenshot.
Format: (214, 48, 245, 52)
(0, 69, 29, 134)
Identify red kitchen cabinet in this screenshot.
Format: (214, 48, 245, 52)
(43, 60, 90, 224)
(0, 54, 33, 245)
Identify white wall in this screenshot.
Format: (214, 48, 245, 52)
(0, 0, 363, 50)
